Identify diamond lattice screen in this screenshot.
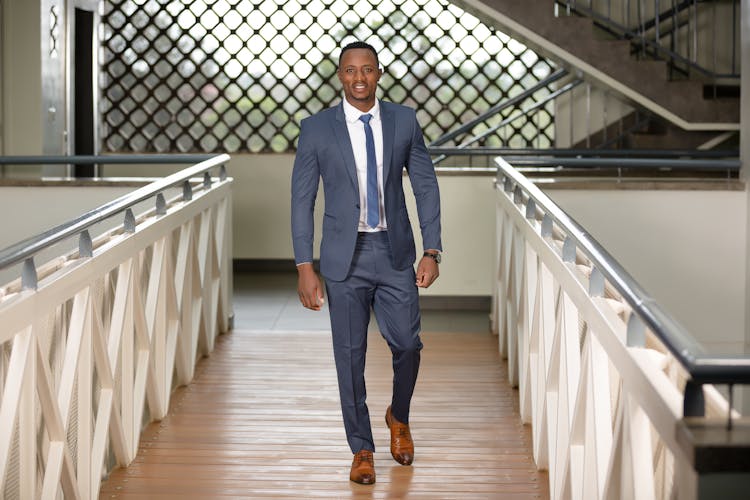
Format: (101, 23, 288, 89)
(101, 0, 556, 153)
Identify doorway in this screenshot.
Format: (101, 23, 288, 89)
(73, 7, 95, 177)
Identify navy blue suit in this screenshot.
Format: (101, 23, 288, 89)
(291, 100, 441, 453)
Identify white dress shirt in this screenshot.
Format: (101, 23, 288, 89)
(342, 98, 387, 232)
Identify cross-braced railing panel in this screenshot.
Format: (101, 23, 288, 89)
(0, 178, 232, 499)
(492, 161, 731, 500)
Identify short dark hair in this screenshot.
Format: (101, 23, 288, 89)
(338, 41, 379, 68)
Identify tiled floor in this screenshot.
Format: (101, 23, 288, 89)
(232, 272, 492, 334)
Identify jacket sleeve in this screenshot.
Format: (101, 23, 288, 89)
(405, 110, 442, 252)
(291, 118, 320, 265)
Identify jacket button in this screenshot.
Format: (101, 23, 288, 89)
(355, 204, 360, 209)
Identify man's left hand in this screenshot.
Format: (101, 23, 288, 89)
(416, 256, 439, 288)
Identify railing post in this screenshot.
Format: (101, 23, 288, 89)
(124, 209, 136, 233)
(562, 236, 575, 263)
(182, 180, 193, 201)
(676, 415, 750, 499)
(155, 193, 167, 216)
(21, 257, 37, 290)
(677, 381, 750, 498)
(589, 266, 604, 297)
(541, 214, 553, 237)
(79, 230, 93, 258)
(525, 199, 536, 222)
(684, 380, 705, 417)
(626, 314, 645, 347)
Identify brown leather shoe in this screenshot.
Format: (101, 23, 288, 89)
(349, 450, 376, 484)
(385, 405, 414, 465)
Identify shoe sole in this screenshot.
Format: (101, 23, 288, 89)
(350, 477, 376, 485)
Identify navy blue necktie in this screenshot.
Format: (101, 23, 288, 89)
(359, 114, 379, 229)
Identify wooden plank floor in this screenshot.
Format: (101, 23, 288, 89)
(100, 328, 549, 499)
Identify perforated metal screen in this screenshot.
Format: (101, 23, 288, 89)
(101, 0, 556, 153)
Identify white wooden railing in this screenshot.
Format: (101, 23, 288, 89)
(0, 155, 232, 498)
(492, 157, 745, 500)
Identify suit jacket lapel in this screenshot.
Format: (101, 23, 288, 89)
(333, 103, 359, 193)
(380, 101, 395, 186)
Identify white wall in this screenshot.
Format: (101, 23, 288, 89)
(549, 188, 747, 350)
(104, 154, 498, 297)
(0, 185, 135, 285)
(222, 154, 497, 297)
(0, 186, 134, 250)
(741, 0, 750, 349)
(2, 0, 42, 160)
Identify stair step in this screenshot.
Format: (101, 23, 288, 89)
(473, 0, 739, 127)
(629, 129, 717, 149)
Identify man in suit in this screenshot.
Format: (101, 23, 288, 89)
(291, 41, 442, 485)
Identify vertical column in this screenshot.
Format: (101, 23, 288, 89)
(743, 0, 750, 365)
(3, 0, 43, 163)
(41, 0, 67, 176)
(740, 0, 750, 417)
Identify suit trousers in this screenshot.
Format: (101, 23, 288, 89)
(325, 231, 423, 454)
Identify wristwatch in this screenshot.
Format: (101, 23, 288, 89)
(423, 251, 441, 264)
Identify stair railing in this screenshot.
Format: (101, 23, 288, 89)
(558, 0, 741, 80)
(432, 78, 583, 165)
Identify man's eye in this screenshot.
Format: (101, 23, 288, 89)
(364, 68, 373, 73)
(346, 68, 355, 74)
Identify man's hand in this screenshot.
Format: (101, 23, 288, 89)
(297, 263, 325, 310)
(416, 256, 439, 288)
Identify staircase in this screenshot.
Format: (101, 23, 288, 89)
(458, 0, 739, 132)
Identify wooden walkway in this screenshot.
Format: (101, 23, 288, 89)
(100, 327, 549, 499)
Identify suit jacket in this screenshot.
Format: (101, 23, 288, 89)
(291, 100, 442, 282)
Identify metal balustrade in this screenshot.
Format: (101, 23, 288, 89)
(429, 147, 740, 177)
(492, 156, 747, 499)
(0, 154, 233, 498)
(558, 0, 741, 80)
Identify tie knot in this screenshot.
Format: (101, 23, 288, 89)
(359, 114, 372, 124)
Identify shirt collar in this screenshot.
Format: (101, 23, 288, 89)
(342, 98, 380, 124)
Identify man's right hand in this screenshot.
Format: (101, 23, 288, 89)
(296, 263, 325, 311)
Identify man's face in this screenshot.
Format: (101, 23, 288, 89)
(337, 48, 382, 112)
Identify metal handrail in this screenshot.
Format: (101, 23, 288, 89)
(430, 148, 740, 175)
(499, 156, 740, 170)
(428, 68, 569, 147)
(428, 147, 739, 158)
(0, 154, 215, 164)
(0, 154, 230, 274)
(432, 79, 583, 165)
(559, 0, 740, 79)
(496, 156, 750, 384)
